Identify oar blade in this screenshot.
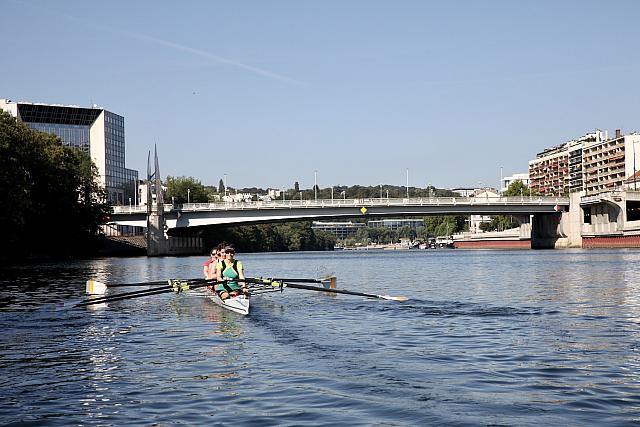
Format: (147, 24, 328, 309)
(380, 295, 408, 302)
(86, 279, 107, 295)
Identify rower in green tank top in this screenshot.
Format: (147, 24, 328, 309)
(215, 245, 248, 300)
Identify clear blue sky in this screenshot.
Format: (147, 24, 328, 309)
(3, 1, 640, 191)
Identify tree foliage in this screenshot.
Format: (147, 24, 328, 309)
(480, 215, 519, 232)
(201, 221, 336, 253)
(0, 110, 110, 262)
(482, 180, 535, 232)
(503, 180, 538, 197)
(423, 216, 465, 237)
(165, 176, 210, 203)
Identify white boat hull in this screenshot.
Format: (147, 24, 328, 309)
(202, 288, 250, 315)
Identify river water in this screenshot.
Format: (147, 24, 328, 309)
(1, 249, 640, 426)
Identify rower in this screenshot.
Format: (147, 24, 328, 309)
(202, 247, 217, 279)
(215, 244, 247, 300)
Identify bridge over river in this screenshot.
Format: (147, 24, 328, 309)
(111, 196, 568, 228)
(109, 196, 571, 255)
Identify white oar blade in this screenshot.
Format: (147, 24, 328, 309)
(320, 276, 337, 289)
(379, 295, 408, 302)
(86, 279, 108, 295)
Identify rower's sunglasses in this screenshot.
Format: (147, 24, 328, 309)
(225, 250, 235, 254)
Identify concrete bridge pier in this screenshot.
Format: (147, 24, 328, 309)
(531, 213, 563, 249)
(147, 212, 168, 256)
(514, 215, 532, 239)
(531, 192, 583, 249)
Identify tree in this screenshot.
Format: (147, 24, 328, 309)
(0, 110, 110, 261)
(423, 216, 464, 237)
(165, 176, 209, 203)
(218, 178, 225, 194)
(503, 180, 539, 197)
(294, 181, 300, 192)
(201, 221, 335, 252)
(397, 225, 416, 240)
(485, 180, 537, 231)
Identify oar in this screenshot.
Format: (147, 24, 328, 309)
(86, 277, 208, 294)
(86, 277, 216, 296)
(245, 276, 336, 285)
(267, 278, 325, 283)
(105, 278, 207, 288)
(78, 279, 218, 307)
(248, 279, 407, 302)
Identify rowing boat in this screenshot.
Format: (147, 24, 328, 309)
(198, 287, 250, 315)
(79, 276, 405, 312)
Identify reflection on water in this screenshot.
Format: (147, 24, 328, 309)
(2, 249, 640, 425)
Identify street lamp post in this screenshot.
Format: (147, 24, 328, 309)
(129, 198, 131, 210)
(314, 170, 318, 202)
(331, 187, 334, 203)
(380, 184, 383, 200)
(187, 188, 190, 204)
(634, 141, 638, 191)
(406, 168, 409, 198)
(172, 196, 175, 205)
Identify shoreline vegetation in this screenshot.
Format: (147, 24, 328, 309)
(200, 222, 336, 253)
(0, 111, 109, 265)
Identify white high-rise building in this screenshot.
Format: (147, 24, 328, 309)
(1, 99, 138, 204)
(500, 173, 530, 194)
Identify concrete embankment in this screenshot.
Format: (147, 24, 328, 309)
(96, 236, 147, 256)
(453, 229, 530, 249)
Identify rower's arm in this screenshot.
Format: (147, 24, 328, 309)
(216, 263, 223, 282)
(239, 265, 247, 290)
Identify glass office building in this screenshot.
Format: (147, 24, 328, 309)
(0, 99, 138, 204)
(367, 219, 425, 230)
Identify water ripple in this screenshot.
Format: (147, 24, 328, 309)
(2, 250, 640, 425)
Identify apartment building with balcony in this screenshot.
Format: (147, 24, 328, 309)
(528, 144, 569, 196)
(526, 130, 637, 196)
(582, 129, 640, 195)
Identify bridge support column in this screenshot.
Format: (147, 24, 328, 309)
(531, 214, 562, 249)
(531, 192, 583, 248)
(560, 192, 583, 248)
(515, 215, 532, 239)
(147, 213, 168, 256)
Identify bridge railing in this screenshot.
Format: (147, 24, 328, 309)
(112, 196, 569, 214)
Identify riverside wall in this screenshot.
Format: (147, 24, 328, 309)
(456, 192, 640, 249)
(453, 240, 530, 249)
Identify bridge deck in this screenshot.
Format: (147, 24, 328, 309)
(113, 196, 568, 214)
(110, 197, 569, 229)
